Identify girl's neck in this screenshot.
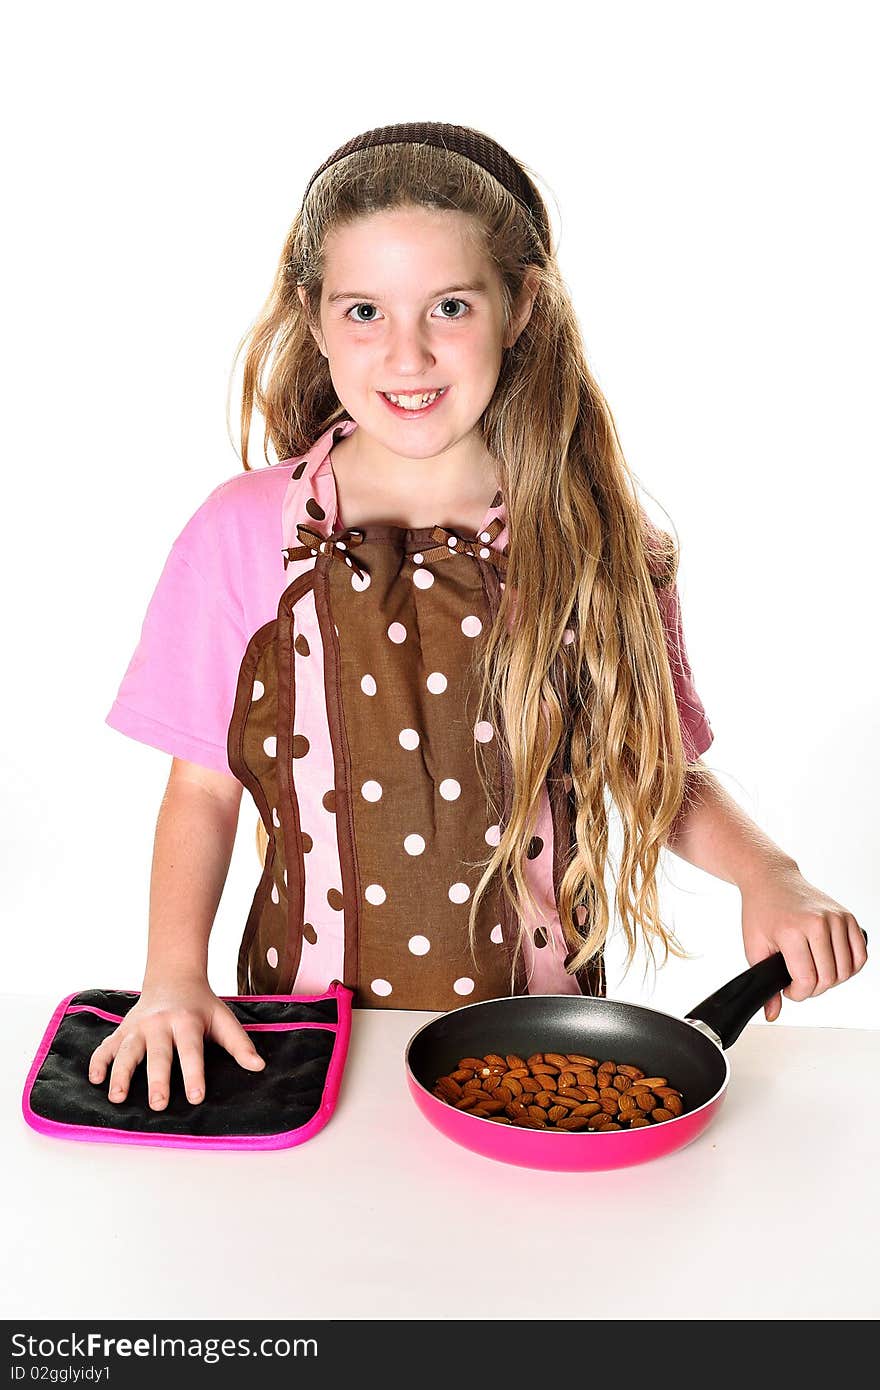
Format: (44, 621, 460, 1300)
(329, 429, 501, 534)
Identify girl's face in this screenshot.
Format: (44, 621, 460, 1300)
(298, 206, 534, 458)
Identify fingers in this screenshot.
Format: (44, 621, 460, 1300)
(764, 991, 782, 1023)
(848, 916, 868, 972)
(106, 1033, 147, 1104)
(783, 914, 867, 1003)
(170, 1024, 208, 1106)
(88, 1021, 205, 1110)
(780, 932, 818, 1003)
(828, 914, 854, 985)
(211, 1008, 266, 1071)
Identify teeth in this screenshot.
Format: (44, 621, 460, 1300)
(383, 388, 444, 409)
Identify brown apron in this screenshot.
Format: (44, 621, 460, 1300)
(226, 499, 605, 1010)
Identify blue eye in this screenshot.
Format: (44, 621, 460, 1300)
(344, 297, 470, 323)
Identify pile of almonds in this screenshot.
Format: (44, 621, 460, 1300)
(432, 1051, 685, 1131)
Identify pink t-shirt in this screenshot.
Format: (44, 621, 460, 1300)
(105, 419, 714, 776)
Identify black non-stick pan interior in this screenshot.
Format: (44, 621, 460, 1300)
(407, 996, 729, 1112)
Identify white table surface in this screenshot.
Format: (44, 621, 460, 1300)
(4, 993, 879, 1321)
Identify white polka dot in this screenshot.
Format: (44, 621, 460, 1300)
(461, 615, 483, 638)
(427, 672, 448, 694)
(361, 674, 377, 696)
(447, 534, 459, 548)
(563, 627, 575, 645)
(371, 979, 392, 997)
(352, 571, 371, 592)
(267, 947, 279, 969)
(500, 581, 506, 590)
(404, 834, 425, 855)
(485, 824, 501, 846)
(263, 736, 277, 758)
(408, 935, 431, 955)
(453, 977, 475, 995)
(479, 547, 490, 558)
(399, 728, 420, 750)
(271, 883, 280, 904)
(365, 884, 387, 905)
(440, 779, 461, 801)
(449, 882, 470, 903)
(272, 806, 281, 827)
(361, 780, 383, 802)
(252, 680, 265, 701)
(283, 869, 287, 887)
(479, 531, 491, 543)
(388, 622, 407, 644)
(413, 552, 424, 564)
(413, 568, 434, 589)
(474, 721, 494, 743)
(490, 924, 504, 944)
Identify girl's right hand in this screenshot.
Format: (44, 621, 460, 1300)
(86, 975, 266, 1110)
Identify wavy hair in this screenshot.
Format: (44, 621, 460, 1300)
(235, 134, 709, 987)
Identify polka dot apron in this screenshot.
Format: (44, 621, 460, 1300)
(227, 418, 605, 1010)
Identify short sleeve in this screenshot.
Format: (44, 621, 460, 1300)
(104, 487, 249, 777)
(654, 581, 714, 763)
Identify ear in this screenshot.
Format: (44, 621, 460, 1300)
(505, 265, 540, 349)
(297, 283, 327, 357)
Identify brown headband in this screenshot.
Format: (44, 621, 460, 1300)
(302, 120, 551, 254)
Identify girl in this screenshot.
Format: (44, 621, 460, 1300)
(92, 121, 866, 1114)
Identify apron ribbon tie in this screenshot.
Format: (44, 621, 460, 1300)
(418, 520, 508, 575)
(283, 523, 369, 579)
(282, 516, 508, 578)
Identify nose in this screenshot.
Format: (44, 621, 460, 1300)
(384, 322, 437, 378)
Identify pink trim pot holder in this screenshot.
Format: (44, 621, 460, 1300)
(21, 980, 353, 1151)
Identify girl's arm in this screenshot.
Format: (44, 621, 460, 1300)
(664, 763, 867, 1020)
(143, 758, 243, 983)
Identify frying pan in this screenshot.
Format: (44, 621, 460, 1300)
(405, 931, 868, 1172)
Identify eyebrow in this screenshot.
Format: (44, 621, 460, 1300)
(327, 280, 490, 304)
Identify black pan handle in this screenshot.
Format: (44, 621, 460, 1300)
(686, 928, 868, 1050)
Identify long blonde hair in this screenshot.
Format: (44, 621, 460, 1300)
(236, 134, 709, 985)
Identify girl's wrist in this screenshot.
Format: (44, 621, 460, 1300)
(738, 852, 801, 895)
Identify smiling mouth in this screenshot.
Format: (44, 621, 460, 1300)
(379, 386, 448, 410)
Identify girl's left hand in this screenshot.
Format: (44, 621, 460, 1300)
(740, 864, 868, 1021)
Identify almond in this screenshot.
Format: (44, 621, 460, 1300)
(544, 1053, 571, 1069)
(549, 1093, 581, 1111)
(575, 1071, 598, 1088)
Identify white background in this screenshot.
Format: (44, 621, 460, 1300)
(3, 1, 876, 1028)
